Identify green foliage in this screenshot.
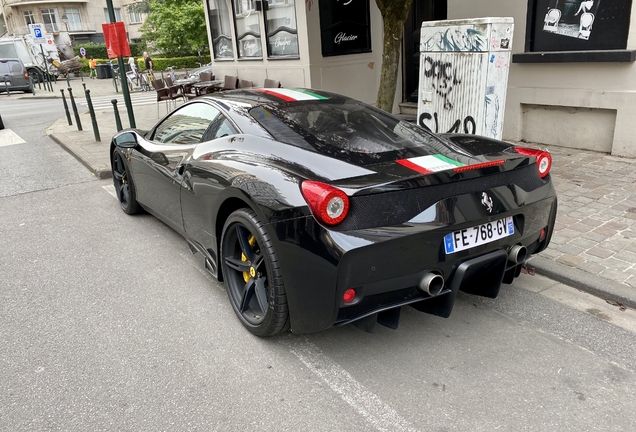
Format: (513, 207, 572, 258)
(73, 42, 147, 59)
(140, 0, 209, 57)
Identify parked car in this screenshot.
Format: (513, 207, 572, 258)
(110, 88, 557, 337)
(0, 58, 30, 93)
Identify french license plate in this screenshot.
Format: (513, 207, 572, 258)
(444, 216, 514, 254)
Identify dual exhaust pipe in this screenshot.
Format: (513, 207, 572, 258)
(418, 245, 527, 297)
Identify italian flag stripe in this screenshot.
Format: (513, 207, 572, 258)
(293, 89, 329, 100)
(397, 154, 466, 174)
(254, 88, 327, 101)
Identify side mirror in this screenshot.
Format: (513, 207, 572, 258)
(114, 132, 138, 148)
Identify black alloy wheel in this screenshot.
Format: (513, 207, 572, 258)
(221, 209, 289, 337)
(112, 151, 141, 215)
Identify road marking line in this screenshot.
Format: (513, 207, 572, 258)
(288, 339, 420, 432)
(0, 129, 26, 147)
(102, 184, 117, 199)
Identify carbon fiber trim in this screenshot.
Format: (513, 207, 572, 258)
(336, 164, 549, 231)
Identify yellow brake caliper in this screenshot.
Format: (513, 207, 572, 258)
(242, 235, 257, 282)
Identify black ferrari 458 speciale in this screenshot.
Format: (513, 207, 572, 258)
(110, 88, 557, 336)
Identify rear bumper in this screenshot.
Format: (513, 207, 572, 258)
(270, 183, 557, 334)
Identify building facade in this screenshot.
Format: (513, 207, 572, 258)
(204, 0, 636, 158)
(0, 0, 147, 43)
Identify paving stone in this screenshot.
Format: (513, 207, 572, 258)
(572, 196, 595, 204)
(539, 247, 562, 260)
(593, 226, 618, 237)
(582, 231, 609, 242)
(568, 223, 592, 233)
(599, 269, 630, 283)
(626, 243, 636, 254)
(617, 250, 636, 264)
(605, 221, 630, 231)
(556, 215, 580, 225)
(579, 252, 605, 263)
(556, 254, 584, 267)
(549, 234, 568, 245)
(579, 217, 604, 227)
(626, 276, 636, 288)
(576, 261, 607, 275)
(569, 238, 599, 250)
(587, 246, 614, 259)
(560, 228, 586, 239)
(557, 244, 586, 256)
(601, 257, 632, 271)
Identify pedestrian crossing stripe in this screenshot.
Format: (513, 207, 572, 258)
(0, 129, 26, 147)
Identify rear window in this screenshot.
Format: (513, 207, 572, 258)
(0, 60, 22, 74)
(249, 101, 445, 166)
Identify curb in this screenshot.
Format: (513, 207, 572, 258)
(530, 255, 636, 309)
(47, 132, 112, 180)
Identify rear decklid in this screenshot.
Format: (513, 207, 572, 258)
(241, 88, 543, 191)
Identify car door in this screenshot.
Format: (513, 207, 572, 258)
(180, 111, 241, 257)
(130, 102, 221, 232)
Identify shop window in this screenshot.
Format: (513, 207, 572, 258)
(319, 0, 371, 56)
(517, 0, 634, 61)
(232, 0, 262, 58)
(264, 0, 299, 58)
(208, 0, 235, 59)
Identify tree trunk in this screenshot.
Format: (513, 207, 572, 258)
(375, 0, 414, 113)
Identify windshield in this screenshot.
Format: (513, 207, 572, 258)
(249, 101, 450, 166)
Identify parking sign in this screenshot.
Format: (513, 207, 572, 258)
(29, 23, 46, 44)
(80, 47, 86, 56)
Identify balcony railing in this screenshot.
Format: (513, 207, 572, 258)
(11, 23, 96, 36)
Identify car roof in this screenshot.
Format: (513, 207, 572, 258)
(202, 88, 348, 110)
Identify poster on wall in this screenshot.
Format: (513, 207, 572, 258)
(530, 0, 632, 51)
(319, 0, 371, 56)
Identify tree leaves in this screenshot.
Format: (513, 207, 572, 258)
(140, 0, 208, 56)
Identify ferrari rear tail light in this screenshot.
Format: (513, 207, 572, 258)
(301, 181, 350, 226)
(453, 159, 505, 173)
(515, 147, 552, 178)
(539, 228, 547, 242)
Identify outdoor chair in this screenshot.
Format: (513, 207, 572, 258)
(220, 75, 238, 91)
(197, 74, 218, 95)
(240, 79, 254, 88)
(183, 83, 199, 100)
(264, 78, 281, 88)
(164, 76, 185, 105)
(152, 79, 172, 117)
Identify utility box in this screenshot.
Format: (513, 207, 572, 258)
(417, 17, 514, 140)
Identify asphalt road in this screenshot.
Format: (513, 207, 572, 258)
(2, 100, 636, 431)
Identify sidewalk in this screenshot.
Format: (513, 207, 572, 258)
(38, 76, 636, 308)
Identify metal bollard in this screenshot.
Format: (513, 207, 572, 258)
(66, 74, 70, 87)
(67, 87, 82, 131)
(60, 89, 72, 126)
(85, 89, 100, 142)
(29, 75, 35, 95)
(111, 99, 123, 132)
(82, 83, 86, 92)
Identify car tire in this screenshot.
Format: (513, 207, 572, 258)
(221, 209, 290, 337)
(112, 151, 141, 215)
